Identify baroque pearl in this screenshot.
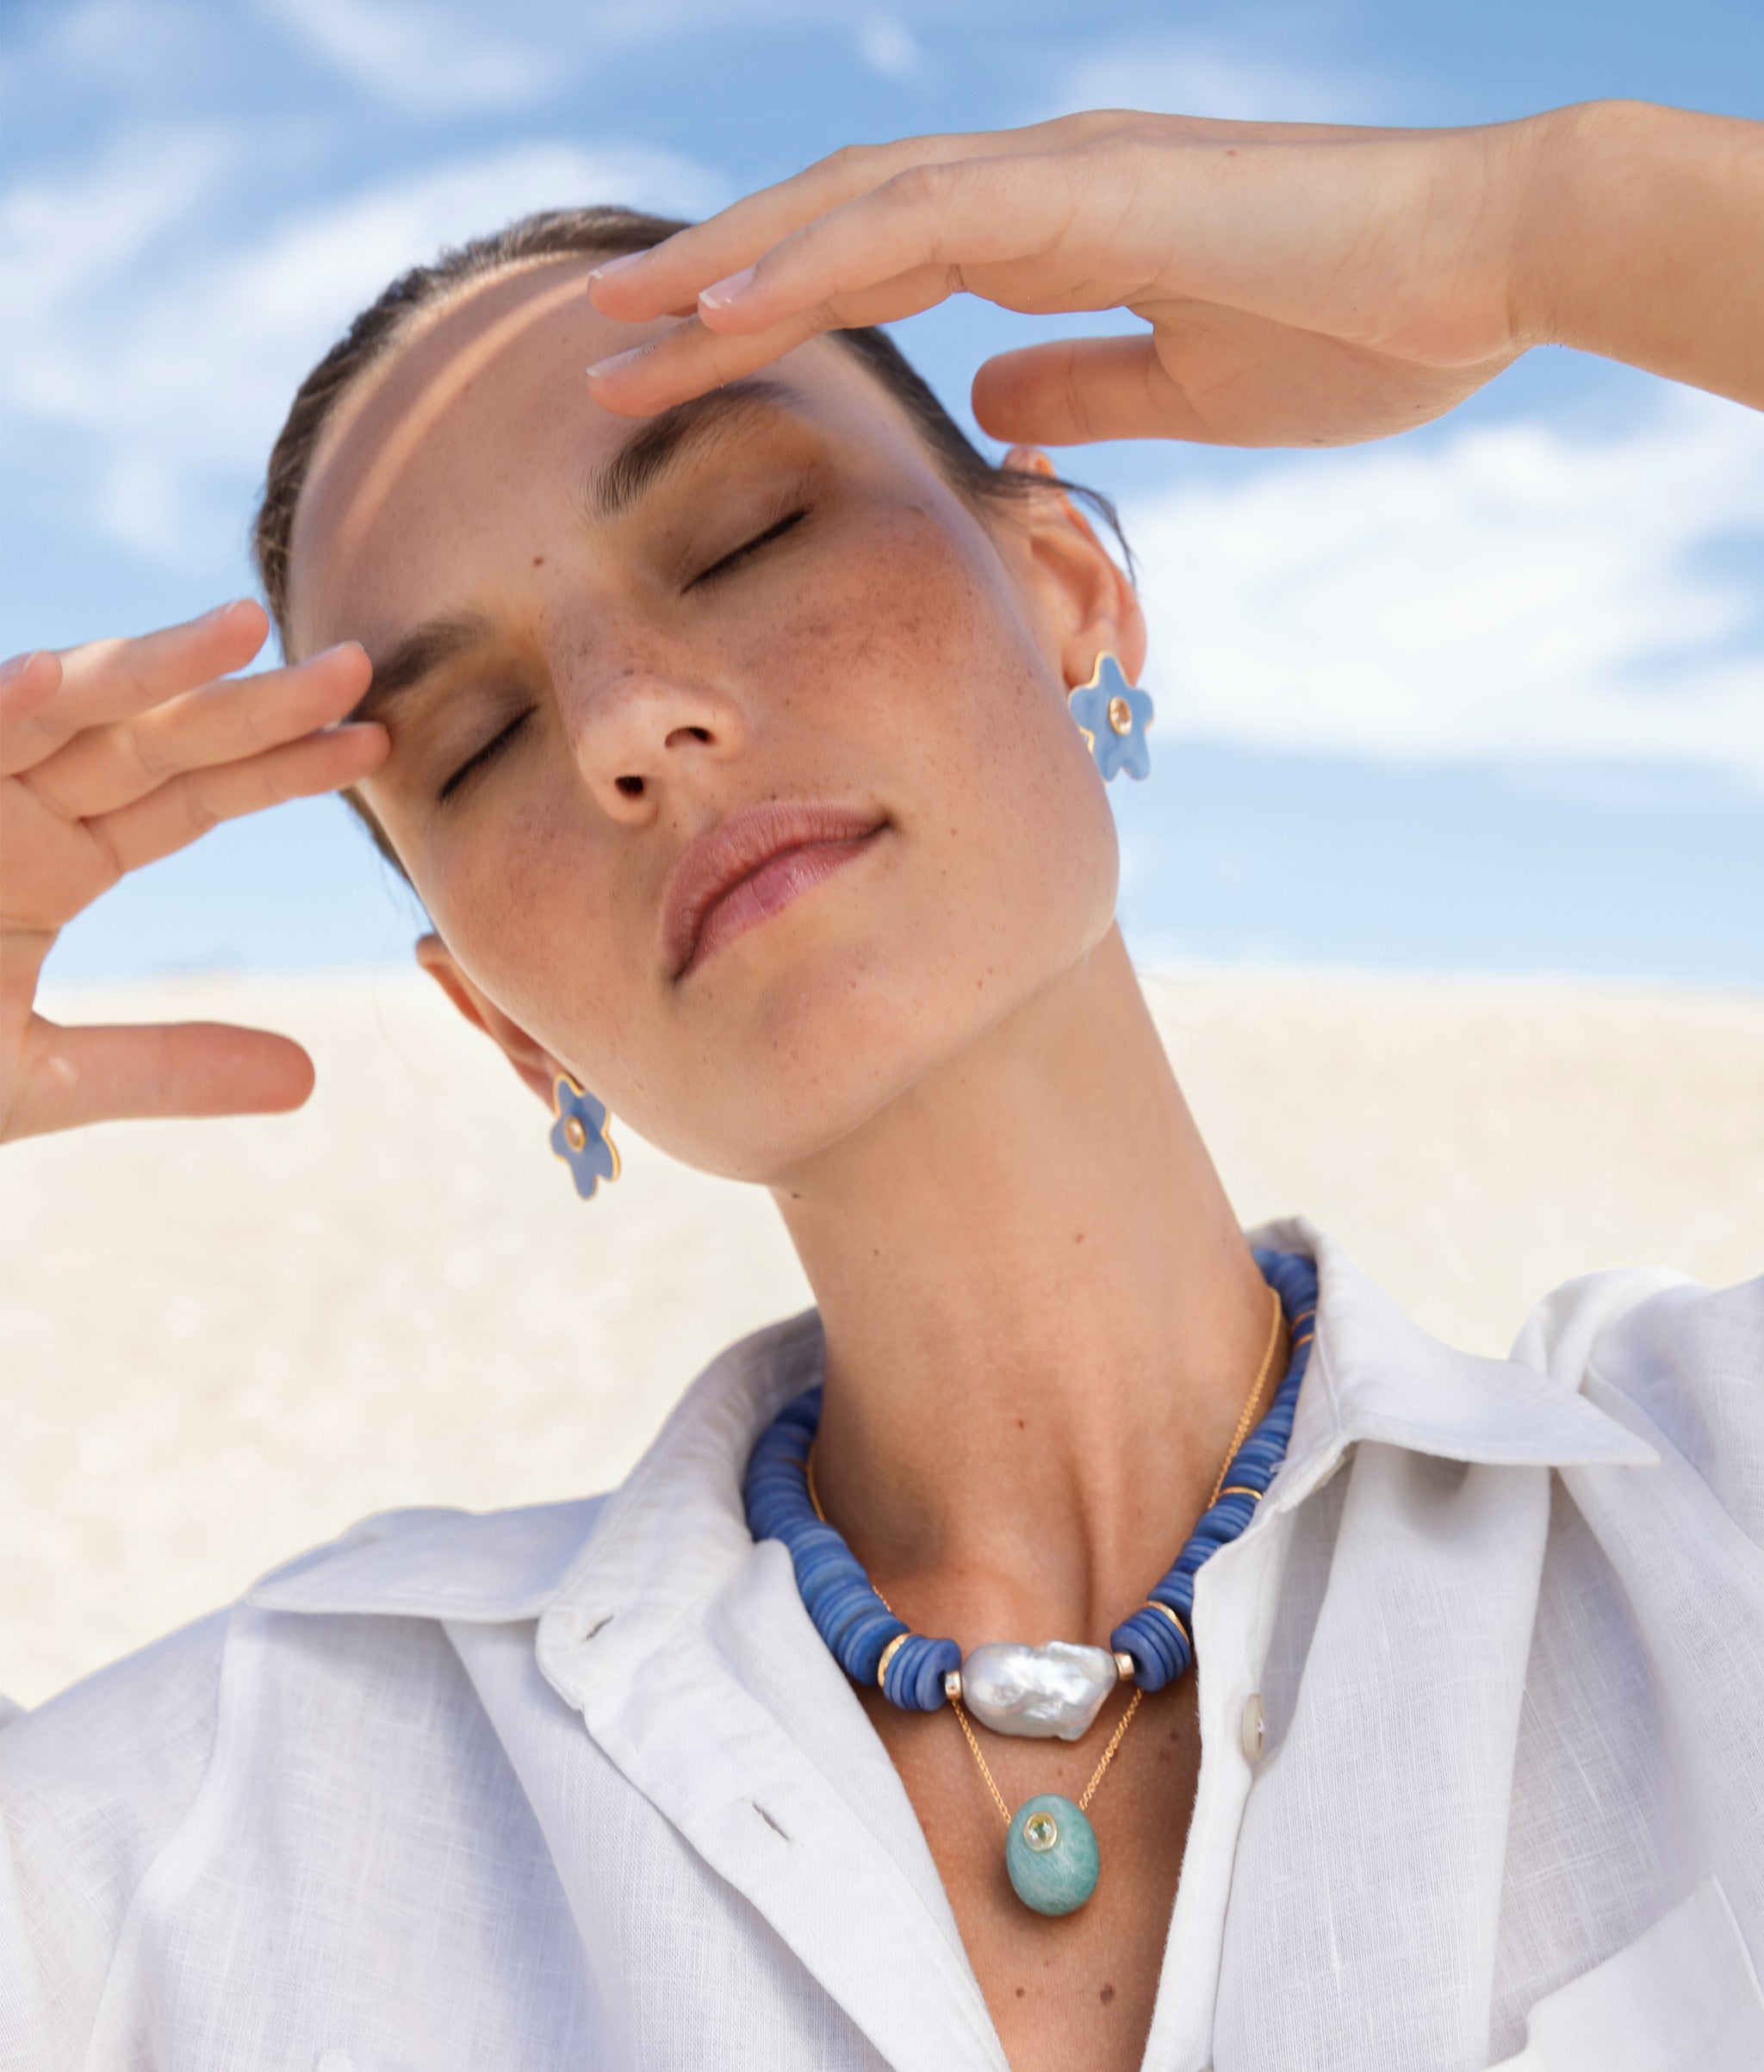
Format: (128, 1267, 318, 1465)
(961, 1640, 1119, 1740)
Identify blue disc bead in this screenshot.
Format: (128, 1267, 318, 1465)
(1109, 1247, 1318, 1689)
(742, 1384, 947, 1703)
(1006, 1795, 1100, 1916)
(743, 1248, 1320, 1713)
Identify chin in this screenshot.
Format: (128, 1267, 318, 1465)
(651, 914, 1091, 1185)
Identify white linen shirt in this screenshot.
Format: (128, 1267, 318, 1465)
(4, 1218, 1763, 2072)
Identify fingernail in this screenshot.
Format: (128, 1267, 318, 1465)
(199, 599, 245, 622)
(587, 252, 644, 283)
(699, 265, 755, 310)
(0, 649, 41, 686)
(585, 345, 646, 380)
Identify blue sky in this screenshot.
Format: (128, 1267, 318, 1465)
(3, 0, 1761, 985)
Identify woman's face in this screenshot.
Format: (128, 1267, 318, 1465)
(288, 258, 1133, 1181)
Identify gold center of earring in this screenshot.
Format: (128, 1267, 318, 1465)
(563, 1116, 588, 1152)
(1108, 694, 1134, 736)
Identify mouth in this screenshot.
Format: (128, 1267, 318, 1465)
(662, 800, 888, 981)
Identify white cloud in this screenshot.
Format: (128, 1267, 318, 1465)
(855, 15, 922, 84)
(0, 128, 232, 328)
(5, 0, 214, 102)
(1127, 389, 1764, 781)
(1045, 34, 1383, 125)
(257, 0, 548, 112)
(4, 139, 730, 566)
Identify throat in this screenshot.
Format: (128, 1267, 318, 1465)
(769, 928, 1278, 1652)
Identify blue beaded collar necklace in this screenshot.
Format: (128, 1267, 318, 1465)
(743, 1247, 1319, 1916)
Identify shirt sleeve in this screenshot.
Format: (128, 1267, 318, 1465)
(0, 1609, 229, 2068)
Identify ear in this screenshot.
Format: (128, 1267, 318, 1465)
(999, 445, 1148, 691)
(414, 934, 562, 1107)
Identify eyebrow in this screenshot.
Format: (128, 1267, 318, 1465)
(351, 612, 498, 726)
(589, 374, 796, 520)
(351, 376, 803, 726)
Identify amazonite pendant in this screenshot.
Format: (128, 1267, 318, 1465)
(1005, 1794, 1100, 1916)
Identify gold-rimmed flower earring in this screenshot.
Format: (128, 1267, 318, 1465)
(1068, 652, 1154, 781)
(549, 1073, 622, 1201)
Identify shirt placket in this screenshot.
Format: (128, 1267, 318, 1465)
(1140, 1500, 1299, 2072)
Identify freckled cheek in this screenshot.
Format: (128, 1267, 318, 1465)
(755, 517, 1039, 762)
(419, 815, 637, 1039)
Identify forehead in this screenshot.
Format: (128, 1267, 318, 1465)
(286, 259, 904, 660)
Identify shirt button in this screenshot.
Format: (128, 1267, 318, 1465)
(1239, 1692, 1266, 1763)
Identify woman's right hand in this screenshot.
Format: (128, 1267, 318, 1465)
(0, 601, 385, 1143)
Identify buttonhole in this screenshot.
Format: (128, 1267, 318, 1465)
(581, 1612, 615, 1642)
(751, 1800, 792, 1844)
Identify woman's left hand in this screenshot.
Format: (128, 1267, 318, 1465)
(584, 103, 1764, 447)
(584, 109, 1540, 448)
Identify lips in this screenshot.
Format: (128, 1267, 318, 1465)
(661, 800, 886, 980)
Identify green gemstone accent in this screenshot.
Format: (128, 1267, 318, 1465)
(1006, 1794, 1099, 1917)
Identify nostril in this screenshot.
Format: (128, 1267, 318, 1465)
(615, 775, 645, 798)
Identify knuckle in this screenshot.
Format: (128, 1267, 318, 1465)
(232, 688, 274, 755)
(179, 782, 220, 838)
(122, 722, 173, 787)
(885, 160, 953, 213)
(819, 141, 876, 183)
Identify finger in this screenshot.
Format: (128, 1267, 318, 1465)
(7, 1018, 314, 1140)
(587, 309, 830, 417)
(92, 721, 388, 879)
(0, 650, 64, 738)
(26, 642, 371, 822)
(973, 333, 1217, 445)
(684, 152, 1091, 340)
(3, 600, 270, 777)
(587, 126, 1072, 323)
(585, 265, 959, 417)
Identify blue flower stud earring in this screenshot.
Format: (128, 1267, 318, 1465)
(1068, 652, 1153, 781)
(549, 1073, 621, 1201)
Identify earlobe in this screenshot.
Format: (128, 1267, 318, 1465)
(413, 933, 561, 1105)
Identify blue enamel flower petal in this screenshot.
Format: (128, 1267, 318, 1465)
(1067, 653, 1154, 782)
(549, 1075, 621, 1200)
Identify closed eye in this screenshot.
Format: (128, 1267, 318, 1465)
(438, 707, 535, 802)
(688, 506, 808, 588)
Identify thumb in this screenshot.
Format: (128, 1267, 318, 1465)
(972, 333, 1210, 447)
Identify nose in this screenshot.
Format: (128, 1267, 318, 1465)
(568, 664, 747, 822)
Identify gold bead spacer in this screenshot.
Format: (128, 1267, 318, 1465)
(943, 1669, 964, 1702)
(1114, 1650, 1136, 1682)
(876, 1633, 908, 1689)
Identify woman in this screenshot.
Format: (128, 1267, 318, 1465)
(2, 103, 1761, 2072)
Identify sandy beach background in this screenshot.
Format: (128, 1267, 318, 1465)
(3, 967, 1760, 1710)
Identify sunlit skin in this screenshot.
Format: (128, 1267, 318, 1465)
(3, 98, 1759, 2072)
(283, 259, 1276, 2070)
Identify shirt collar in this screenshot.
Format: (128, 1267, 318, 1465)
(250, 1219, 1654, 1626)
(1260, 1215, 1656, 1515)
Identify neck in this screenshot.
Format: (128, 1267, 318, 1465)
(771, 928, 1276, 1651)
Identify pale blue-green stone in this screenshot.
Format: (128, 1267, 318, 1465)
(1005, 1794, 1100, 1916)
